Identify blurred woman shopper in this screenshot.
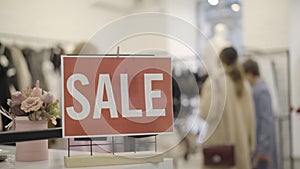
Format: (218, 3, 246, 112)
(243, 59, 278, 169)
(200, 47, 256, 169)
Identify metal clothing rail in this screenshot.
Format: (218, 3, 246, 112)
(0, 32, 74, 45)
(244, 47, 288, 55)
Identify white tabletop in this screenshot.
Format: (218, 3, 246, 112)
(0, 146, 173, 169)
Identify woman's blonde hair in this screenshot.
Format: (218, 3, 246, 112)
(220, 47, 244, 97)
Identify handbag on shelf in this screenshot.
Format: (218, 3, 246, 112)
(203, 144, 235, 167)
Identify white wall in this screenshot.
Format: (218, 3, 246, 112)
(290, 0, 300, 158)
(166, 0, 198, 57)
(106, 0, 168, 54)
(0, 0, 172, 53)
(0, 0, 199, 57)
(0, 0, 123, 42)
(243, 0, 289, 49)
(165, 0, 199, 72)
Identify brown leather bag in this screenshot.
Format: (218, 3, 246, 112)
(203, 145, 235, 167)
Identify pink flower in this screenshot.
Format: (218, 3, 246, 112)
(20, 97, 43, 113)
(8, 91, 26, 106)
(4, 79, 61, 124)
(31, 88, 42, 97)
(42, 91, 54, 104)
(31, 80, 42, 97)
(12, 91, 26, 102)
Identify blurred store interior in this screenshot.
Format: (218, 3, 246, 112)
(0, 0, 299, 169)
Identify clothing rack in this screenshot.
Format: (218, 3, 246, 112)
(0, 32, 75, 49)
(244, 47, 288, 56)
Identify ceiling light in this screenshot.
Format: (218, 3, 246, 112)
(208, 0, 219, 6)
(231, 3, 240, 12)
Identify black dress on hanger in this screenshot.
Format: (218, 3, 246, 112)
(50, 46, 64, 72)
(0, 43, 18, 130)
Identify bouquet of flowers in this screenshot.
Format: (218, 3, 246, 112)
(0, 80, 60, 129)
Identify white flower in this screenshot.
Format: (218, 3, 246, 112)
(20, 97, 43, 113)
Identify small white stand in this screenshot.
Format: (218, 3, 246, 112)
(64, 152, 164, 168)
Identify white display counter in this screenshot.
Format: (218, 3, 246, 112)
(0, 146, 173, 169)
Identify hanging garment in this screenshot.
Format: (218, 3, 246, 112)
(0, 43, 17, 130)
(22, 48, 48, 90)
(0, 113, 2, 132)
(41, 49, 61, 101)
(50, 47, 64, 72)
(9, 46, 32, 90)
(0, 43, 18, 108)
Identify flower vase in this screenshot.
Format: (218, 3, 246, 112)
(14, 117, 48, 162)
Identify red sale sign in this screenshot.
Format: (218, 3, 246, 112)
(62, 56, 173, 137)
